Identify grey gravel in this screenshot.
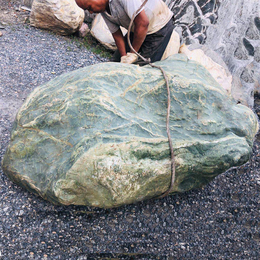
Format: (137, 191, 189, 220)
(1, 3, 260, 260)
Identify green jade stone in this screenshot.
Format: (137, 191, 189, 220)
(2, 55, 259, 208)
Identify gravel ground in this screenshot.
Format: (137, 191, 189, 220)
(1, 2, 260, 260)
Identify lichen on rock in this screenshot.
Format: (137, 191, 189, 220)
(2, 55, 259, 208)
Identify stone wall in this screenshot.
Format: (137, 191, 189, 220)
(166, 0, 260, 107)
(204, 0, 260, 107)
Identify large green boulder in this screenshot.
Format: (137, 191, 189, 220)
(2, 55, 259, 208)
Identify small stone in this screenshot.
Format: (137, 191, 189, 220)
(0, 31, 3, 37)
(78, 23, 90, 38)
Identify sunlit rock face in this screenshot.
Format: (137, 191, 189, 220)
(2, 56, 259, 208)
(30, 0, 84, 35)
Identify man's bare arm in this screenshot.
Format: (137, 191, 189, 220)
(112, 29, 127, 57)
(112, 9, 149, 58)
(131, 10, 149, 53)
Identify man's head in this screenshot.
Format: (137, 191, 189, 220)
(75, 0, 109, 14)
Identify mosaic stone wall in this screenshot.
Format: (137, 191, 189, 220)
(165, 0, 260, 107)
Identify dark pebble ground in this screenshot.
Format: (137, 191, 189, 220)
(1, 7, 260, 260)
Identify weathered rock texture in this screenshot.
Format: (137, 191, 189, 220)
(2, 56, 258, 208)
(203, 0, 260, 107)
(30, 0, 84, 35)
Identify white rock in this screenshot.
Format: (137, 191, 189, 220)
(161, 31, 180, 60)
(30, 0, 84, 35)
(90, 14, 127, 51)
(179, 44, 232, 95)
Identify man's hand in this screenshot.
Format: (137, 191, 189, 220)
(112, 29, 127, 57)
(120, 52, 138, 64)
(112, 10, 149, 59)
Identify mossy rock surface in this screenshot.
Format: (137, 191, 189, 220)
(2, 55, 259, 208)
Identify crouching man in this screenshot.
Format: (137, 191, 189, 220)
(75, 0, 180, 64)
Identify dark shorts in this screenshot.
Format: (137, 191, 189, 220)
(113, 18, 174, 64)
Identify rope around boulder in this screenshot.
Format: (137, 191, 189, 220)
(126, 0, 176, 199)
